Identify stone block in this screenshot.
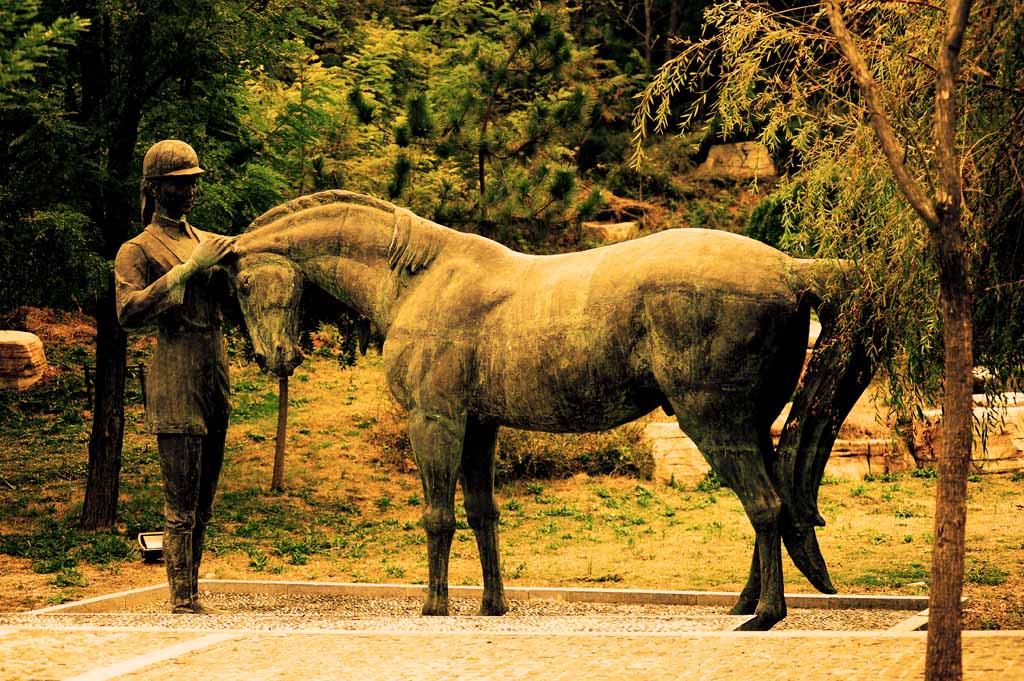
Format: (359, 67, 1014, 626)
(695, 142, 778, 179)
(581, 221, 639, 244)
(913, 394, 1024, 473)
(0, 330, 46, 390)
(644, 421, 710, 486)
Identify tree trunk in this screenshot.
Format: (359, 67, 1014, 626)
(80, 280, 126, 530)
(926, 3, 974, 676)
(643, 0, 654, 73)
(926, 232, 972, 679)
(271, 376, 288, 492)
(663, 0, 680, 62)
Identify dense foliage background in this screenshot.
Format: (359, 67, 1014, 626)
(0, 0, 721, 317)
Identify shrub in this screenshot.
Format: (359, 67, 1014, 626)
(370, 397, 654, 483)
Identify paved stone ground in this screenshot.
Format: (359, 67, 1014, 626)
(1, 620, 1022, 680)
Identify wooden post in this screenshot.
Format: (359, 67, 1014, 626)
(271, 375, 288, 492)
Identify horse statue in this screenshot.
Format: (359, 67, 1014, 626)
(228, 190, 874, 630)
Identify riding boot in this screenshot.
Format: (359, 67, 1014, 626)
(191, 523, 204, 603)
(164, 530, 194, 613)
(188, 523, 222, 614)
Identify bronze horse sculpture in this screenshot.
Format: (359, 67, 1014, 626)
(228, 190, 873, 630)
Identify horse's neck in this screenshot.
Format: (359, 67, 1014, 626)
(272, 204, 448, 330)
(277, 209, 397, 327)
(303, 255, 395, 328)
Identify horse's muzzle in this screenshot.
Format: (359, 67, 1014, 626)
(255, 344, 304, 378)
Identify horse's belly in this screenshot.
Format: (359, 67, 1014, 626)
(471, 341, 659, 432)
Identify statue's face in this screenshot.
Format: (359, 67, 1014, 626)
(154, 176, 199, 217)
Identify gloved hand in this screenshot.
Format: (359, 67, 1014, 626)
(190, 235, 235, 269)
(165, 235, 235, 303)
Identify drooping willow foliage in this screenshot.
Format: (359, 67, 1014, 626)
(634, 1, 1024, 421)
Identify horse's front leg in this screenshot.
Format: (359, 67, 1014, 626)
(408, 408, 465, 616)
(460, 415, 507, 615)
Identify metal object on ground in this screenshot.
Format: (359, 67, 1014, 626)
(138, 532, 164, 562)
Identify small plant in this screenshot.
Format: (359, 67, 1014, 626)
(695, 470, 721, 493)
(850, 484, 866, 497)
(967, 564, 1009, 586)
(504, 499, 522, 513)
(526, 482, 544, 495)
(375, 496, 393, 512)
(383, 564, 406, 578)
(246, 548, 268, 572)
(504, 561, 527, 579)
(633, 485, 654, 507)
(967, 473, 982, 483)
(405, 494, 422, 507)
(1010, 471, 1024, 482)
(51, 568, 87, 588)
(911, 467, 938, 479)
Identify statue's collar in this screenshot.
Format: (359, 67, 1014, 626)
(152, 213, 190, 233)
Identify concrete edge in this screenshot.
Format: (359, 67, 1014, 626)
(28, 584, 168, 614)
(29, 580, 929, 614)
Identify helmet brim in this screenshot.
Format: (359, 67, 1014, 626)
(150, 166, 205, 178)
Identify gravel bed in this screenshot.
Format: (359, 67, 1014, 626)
(0, 593, 919, 632)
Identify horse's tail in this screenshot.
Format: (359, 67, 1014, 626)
(777, 258, 877, 594)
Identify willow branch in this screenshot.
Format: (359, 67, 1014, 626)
(824, 0, 939, 229)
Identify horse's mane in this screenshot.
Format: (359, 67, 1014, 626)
(245, 190, 397, 232)
(244, 190, 441, 274)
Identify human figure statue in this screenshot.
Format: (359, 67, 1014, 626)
(114, 140, 234, 614)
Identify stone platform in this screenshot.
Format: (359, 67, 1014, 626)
(7, 582, 1007, 680)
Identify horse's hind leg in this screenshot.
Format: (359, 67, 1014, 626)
(730, 429, 776, 616)
(730, 544, 760, 616)
(460, 416, 508, 615)
(674, 406, 786, 630)
(408, 408, 465, 616)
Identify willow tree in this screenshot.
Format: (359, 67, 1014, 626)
(635, 3, 1021, 678)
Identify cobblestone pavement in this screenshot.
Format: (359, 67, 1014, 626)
(1, 620, 1022, 681)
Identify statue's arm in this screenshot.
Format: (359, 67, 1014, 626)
(114, 243, 192, 328)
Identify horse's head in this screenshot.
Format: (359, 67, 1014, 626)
(230, 252, 305, 377)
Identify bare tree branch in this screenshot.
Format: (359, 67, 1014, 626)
(934, 1, 974, 219)
(824, 0, 939, 228)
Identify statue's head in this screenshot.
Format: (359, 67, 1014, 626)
(140, 140, 205, 223)
(229, 252, 305, 378)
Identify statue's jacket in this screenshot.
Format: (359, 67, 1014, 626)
(114, 217, 231, 435)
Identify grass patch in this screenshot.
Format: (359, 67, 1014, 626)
(967, 564, 1009, 586)
(850, 562, 929, 588)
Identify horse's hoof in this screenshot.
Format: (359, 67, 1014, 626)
(729, 598, 758, 616)
(735, 612, 782, 631)
(421, 600, 449, 616)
